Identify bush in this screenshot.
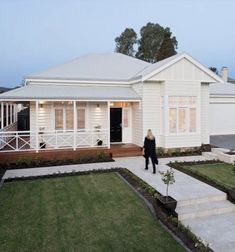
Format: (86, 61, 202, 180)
(155, 144, 211, 158)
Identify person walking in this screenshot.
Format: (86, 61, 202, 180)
(143, 129, 158, 174)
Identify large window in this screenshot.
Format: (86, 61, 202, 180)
(55, 106, 86, 131)
(168, 96, 197, 134)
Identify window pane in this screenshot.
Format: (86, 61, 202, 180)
(168, 96, 177, 106)
(55, 109, 63, 130)
(66, 109, 73, 130)
(189, 108, 196, 132)
(178, 97, 187, 106)
(178, 108, 186, 133)
(189, 96, 196, 106)
(123, 109, 128, 127)
(77, 108, 85, 129)
(169, 108, 177, 133)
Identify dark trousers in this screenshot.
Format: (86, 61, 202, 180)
(145, 156, 156, 173)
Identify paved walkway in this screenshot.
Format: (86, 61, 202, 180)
(211, 134, 235, 149)
(2, 155, 235, 252)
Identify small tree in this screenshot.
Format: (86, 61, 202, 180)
(232, 161, 235, 174)
(159, 168, 175, 201)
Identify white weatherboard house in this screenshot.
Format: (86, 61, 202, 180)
(0, 52, 224, 152)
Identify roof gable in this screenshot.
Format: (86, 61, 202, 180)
(142, 53, 223, 83)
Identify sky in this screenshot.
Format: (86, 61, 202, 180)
(0, 0, 235, 87)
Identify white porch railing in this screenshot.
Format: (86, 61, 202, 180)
(0, 122, 17, 149)
(0, 129, 109, 152)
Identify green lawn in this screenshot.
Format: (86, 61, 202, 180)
(184, 163, 235, 188)
(0, 173, 184, 252)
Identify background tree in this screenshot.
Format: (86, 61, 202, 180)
(136, 23, 165, 63)
(156, 28, 178, 61)
(209, 66, 219, 75)
(114, 22, 178, 63)
(115, 28, 137, 56)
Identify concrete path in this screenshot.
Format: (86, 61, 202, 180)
(2, 155, 235, 252)
(211, 134, 235, 149)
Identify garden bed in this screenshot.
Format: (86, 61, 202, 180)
(0, 151, 113, 180)
(156, 144, 212, 158)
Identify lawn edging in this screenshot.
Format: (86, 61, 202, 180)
(2, 167, 212, 251)
(168, 160, 235, 204)
(117, 169, 212, 252)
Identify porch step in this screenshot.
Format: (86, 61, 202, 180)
(202, 152, 218, 160)
(177, 193, 227, 207)
(177, 200, 235, 220)
(110, 144, 142, 158)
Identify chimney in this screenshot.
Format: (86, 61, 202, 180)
(221, 67, 228, 82)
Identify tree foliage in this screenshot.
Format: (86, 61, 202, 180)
(209, 66, 219, 75)
(156, 28, 178, 62)
(115, 28, 137, 56)
(114, 22, 178, 62)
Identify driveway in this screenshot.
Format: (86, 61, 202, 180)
(210, 135, 235, 150)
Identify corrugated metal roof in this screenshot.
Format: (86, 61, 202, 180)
(210, 82, 235, 95)
(134, 53, 181, 78)
(0, 84, 141, 100)
(26, 53, 150, 81)
(25, 52, 222, 84)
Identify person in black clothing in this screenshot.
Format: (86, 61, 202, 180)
(143, 129, 158, 174)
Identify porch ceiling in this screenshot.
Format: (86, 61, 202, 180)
(0, 84, 141, 101)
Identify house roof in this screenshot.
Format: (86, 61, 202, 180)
(134, 53, 181, 78)
(0, 84, 140, 101)
(0, 86, 11, 94)
(25, 52, 223, 84)
(210, 82, 235, 95)
(26, 53, 150, 82)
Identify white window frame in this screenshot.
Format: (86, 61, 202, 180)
(167, 96, 198, 135)
(54, 103, 87, 132)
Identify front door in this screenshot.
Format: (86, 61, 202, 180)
(110, 108, 122, 142)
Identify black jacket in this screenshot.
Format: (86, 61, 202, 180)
(143, 137, 156, 157)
